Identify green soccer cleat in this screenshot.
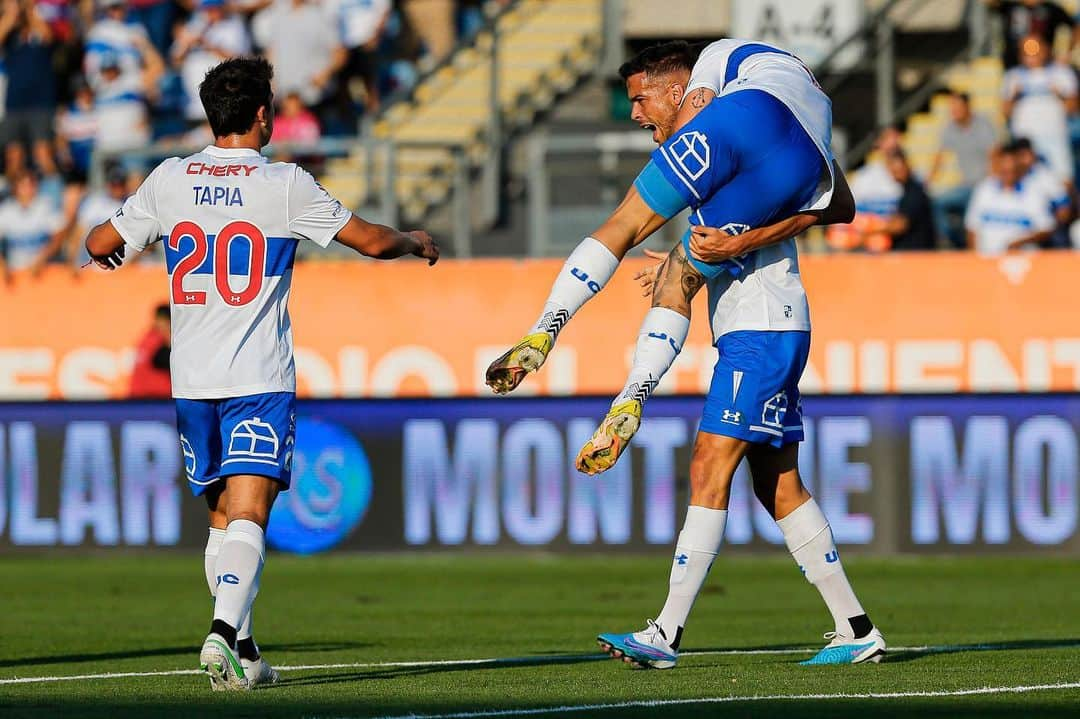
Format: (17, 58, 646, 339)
(485, 332, 554, 395)
(199, 632, 248, 691)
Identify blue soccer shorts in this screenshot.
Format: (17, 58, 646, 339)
(175, 391, 296, 496)
(699, 331, 810, 447)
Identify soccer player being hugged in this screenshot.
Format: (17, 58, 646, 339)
(86, 57, 438, 690)
(487, 40, 885, 667)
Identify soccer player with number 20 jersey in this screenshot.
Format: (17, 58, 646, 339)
(85, 57, 438, 691)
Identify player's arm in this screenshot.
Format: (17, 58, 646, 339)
(685, 161, 854, 264)
(333, 215, 438, 263)
(85, 220, 128, 270)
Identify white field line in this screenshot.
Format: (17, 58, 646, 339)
(0, 643, 1068, 686)
(362, 683, 1080, 719)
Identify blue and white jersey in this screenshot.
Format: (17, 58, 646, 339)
(84, 19, 151, 90)
(111, 146, 352, 399)
(325, 0, 391, 48)
(685, 39, 835, 211)
(0, 196, 63, 270)
(1026, 161, 1070, 213)
(964, 177, 1054, 255)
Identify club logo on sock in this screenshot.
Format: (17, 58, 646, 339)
(825, 550, 839, 563)
(218, 573, 240, 585)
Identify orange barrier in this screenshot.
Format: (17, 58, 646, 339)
(0, 252, 1076, 399)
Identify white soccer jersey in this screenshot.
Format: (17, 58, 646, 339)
(111, 145, 352, 399)
(681, 39, 831, 338)
(964, 177, 1054, 256)
(686, 39, 835, 212)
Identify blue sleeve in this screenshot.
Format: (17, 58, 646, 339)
(633, 160, 690, 219)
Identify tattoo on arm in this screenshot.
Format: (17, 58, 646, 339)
(652, 242, 705, 311)
(690, 88, 707, 109)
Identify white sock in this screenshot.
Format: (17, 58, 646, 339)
(777, 498, 870, 637)
(212, 519, 265, 632)
(204, 527, 255, 641)
(655, 506, 727, 646)
(613, 307, 690, 406)
(531, 237, 619, 341)
(204, 527, 226, 597)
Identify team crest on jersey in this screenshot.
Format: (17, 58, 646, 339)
(671, 130, 711, 181)
(720, 222, 751, 236)
(228, 417, 280, 460)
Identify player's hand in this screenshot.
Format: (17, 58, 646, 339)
(409, 230, 439, 265)
(688, 225, 751, 263)
(633, 249, 668, 297)
(92, 244, 126, 271)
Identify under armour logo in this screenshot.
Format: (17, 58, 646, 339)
(675, 553, 689, 566)
(721, 409, 742, 425)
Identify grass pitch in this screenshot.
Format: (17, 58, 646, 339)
(1, 554, 1077, 718)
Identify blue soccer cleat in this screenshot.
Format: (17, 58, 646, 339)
(597, 619, 678, 669)
(800, 627, 886, 665)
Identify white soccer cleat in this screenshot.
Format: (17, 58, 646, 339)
(241, 655, 280, 689)
(199, 632, 248, 691)
(800, 627, 886, 666)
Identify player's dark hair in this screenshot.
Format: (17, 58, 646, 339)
(952, 90, 970, 105)
(618, 41, 702, 82)
(199, 57, 274, 138)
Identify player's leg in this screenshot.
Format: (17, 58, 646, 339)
(748, 443, 886, 665)
(204, 482, 277, 688)
(199, 392, 295, 690)
(597, 430, 748, 668)
(577, 242, 702, 474)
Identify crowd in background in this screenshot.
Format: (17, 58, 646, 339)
(837, 0, 1080, 255)
(0, 0, 494, 280)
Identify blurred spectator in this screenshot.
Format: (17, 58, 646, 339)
(327, 0, 391, 115)
(70, 164, 128, 264)
(879, 150, 937, 251)
(173, 0, 252, 124)
(989, 0, 1075, 67)
(94, 49, 161, 153)
(0, 171, 66, 281)
(271, 91, 321, 146)
(1011, 136, 1074, 247)
(828, 126, 902, 252)
(127, 0, 174, 56)
(84, 0, 164, 93)
(255, 0, 346, 110)
(129, 302, 172, 398)
(0, 0, 60, 177)
(930, 92, 999, 248)
(55, 78, 98, 184)
(966, 146, 1055, 254)
(402, 0, 455, 67)
(1003, 34, 1078, 182)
